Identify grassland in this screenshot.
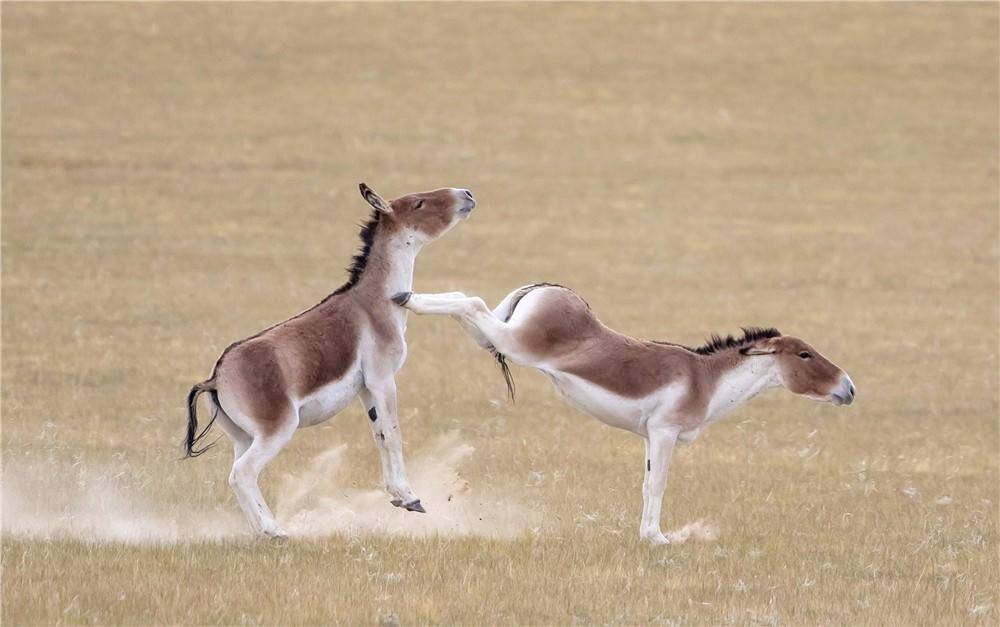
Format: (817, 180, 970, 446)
(2, 3, 998, 624)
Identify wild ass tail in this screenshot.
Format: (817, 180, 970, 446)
(491, 351, 516, 402)
(184, 379, 219, 458)
(488, 282, 566, 403)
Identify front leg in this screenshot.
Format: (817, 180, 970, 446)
(362, 376, 424, 513)
(640, 423, 681, 545)
(358, 389, 393, 501)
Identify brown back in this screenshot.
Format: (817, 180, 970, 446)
(512, 287, 699, 398)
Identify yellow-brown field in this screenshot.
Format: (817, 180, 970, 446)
(2, 3, 997, 625)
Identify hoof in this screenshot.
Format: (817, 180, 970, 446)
(391, 291, 412, 306)
(391, 498, 426, 513)
(404, 499, 426, 513)
(263, 528, 289, 541)
(642, 533, 670, 546)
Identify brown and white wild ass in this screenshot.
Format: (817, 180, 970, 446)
(393, 283, 856, 545)
(185, 183, 476, 538)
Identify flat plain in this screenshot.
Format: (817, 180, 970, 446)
(2, 3, 997, 625)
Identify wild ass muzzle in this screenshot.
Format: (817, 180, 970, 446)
(393, 283, 856, 545)
(185, 183, 476, 538)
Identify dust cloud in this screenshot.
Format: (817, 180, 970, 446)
(3, 431, 709, 545)
(2, 432, 538, 543)
(275, 431, 540, 539)
(1, 457, 244, 543)
(666, 520, 719, 544)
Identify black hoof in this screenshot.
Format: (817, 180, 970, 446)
(391, 291, 412, 306)
(392, 498, 426, 513)
(404, 499, 426, 513)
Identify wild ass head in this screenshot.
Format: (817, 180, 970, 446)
(740, 332, 856, 406)
(359, 183, 475, 245)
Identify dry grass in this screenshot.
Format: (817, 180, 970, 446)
(2, 3, 998, 625)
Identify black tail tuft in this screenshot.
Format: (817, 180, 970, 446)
(185, 381, 219, 458)
(493, 351, 516, 402)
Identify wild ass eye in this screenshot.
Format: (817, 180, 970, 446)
(413, 199, 425, 210)
(798, 351, 812, 359)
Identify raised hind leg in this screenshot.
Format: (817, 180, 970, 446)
(395, 292, 529, 363)
(228, 412, 298, 538)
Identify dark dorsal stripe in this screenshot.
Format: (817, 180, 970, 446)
(502, 282, 586, 322)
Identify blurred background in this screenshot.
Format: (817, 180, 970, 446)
(3, 3, 997, 624)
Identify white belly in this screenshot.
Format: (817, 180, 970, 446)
(296, 365, 364, 427)
(542, 369, 646, 434)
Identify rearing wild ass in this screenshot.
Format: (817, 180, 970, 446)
(394, 283, 856, 545)
(185, 183, 476, 538)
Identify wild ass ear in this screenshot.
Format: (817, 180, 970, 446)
(359, 182, 392, 214)
(741, 345, 777, 356)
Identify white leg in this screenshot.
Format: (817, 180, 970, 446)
(364, 377, 423, 512)
(434, 292, 503, 350)
(456, 317, 495, 351)
(401, 292, 478, 316)
(641, 436, 652, 533)
(212, 402, 252, 461)
(229, 417, 297, 538)
(359, 389, 396, 502)
(639, 423, 680, 545)
(403, 293, 521, 357)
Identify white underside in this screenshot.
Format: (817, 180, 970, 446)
(294, 326, 408, 428)
(296, 359, 364, 427)
(541, 368, 687, 437)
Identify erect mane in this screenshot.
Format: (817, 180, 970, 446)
(690, 326, 781, 355)
(332, 209, 381, 296)
(653, 326, 781, 355)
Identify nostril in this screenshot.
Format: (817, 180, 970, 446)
(463, 189, 474, 199)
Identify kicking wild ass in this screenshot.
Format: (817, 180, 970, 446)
(185, 183, 476, 538)
(393, 283, 856, 545)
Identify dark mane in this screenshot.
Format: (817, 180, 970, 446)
(332, 209, 381, 295)
(653, 327, 781, 355)
(691, 327, 781, 355)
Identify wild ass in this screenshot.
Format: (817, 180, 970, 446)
(185, 183, 476, 538)
(393, 283, 856, 545)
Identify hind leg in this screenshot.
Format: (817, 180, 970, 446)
(395, 291, 494, 349)
(398, 292, 529, 362)
(208, 395, 252, 462)
(228, 413, 298, 538)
